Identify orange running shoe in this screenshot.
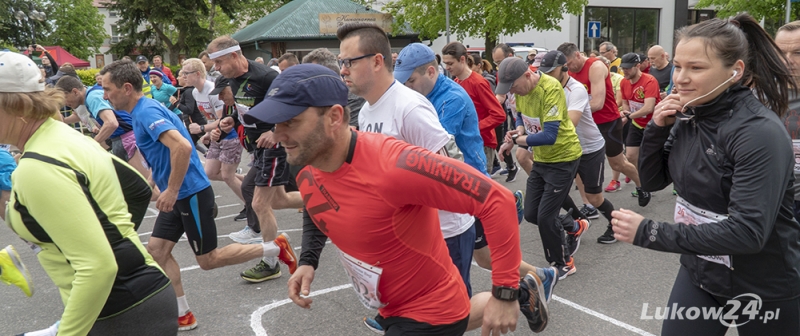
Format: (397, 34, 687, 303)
(275, 233, 298, 274)
(178, 311, 198, 331)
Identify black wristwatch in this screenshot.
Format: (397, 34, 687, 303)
(492, 285, 520, 301)
(511, 134, 520, 144)
(200, 125, 205, 132)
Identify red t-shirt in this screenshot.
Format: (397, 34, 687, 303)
(620, 73, 661, 128)
(569, 57, 620, 125)
(298, 132, 521, 324)
(455, 71, 506, 148)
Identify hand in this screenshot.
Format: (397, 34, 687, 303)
(660, 91, 668, 100)
(611, 208, 645, 244)
(219, 117, 235, 133)
(504, 130, 519, 144)
(156, 189, 178, 213)
(169, 96, 178, 104)
(188, 123, 202, 134)
(652, 94, 682, 127)
(91, 126, 100, 134)
(36, 45, 44, 52)
(256, 130, 275, 148)
(288, 265, 316, 309)
(481, 297, 519, 336)
(210, 128, 221, 142)
(498, 142, 514, 162)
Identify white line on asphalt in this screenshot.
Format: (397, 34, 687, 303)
(143, 203, 243, 219)
(218, 203, 241, 208)
(250, 284, 353, 336)
(180, 265, 200, 272)
(471, 261, 655, 336)
(146, 208, 159, 215)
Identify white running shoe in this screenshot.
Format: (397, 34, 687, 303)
(228, 226, 263, 244)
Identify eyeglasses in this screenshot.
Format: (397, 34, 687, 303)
(338, 54, 376, 68)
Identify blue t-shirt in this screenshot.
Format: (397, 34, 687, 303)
(86, 85, 132, 138)
(426, 74, 488, 176)
(130, 97, 209, 199)
(151, 84, 181, 115)
(0, 147, 16, 191)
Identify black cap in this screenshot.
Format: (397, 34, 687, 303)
(135, 55, 148, 63)
(620, 53, 641, 69)
(538, 50, 567, 74)
(209, 76, 230, 95)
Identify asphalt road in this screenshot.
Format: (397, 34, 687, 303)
(0, 158, 741, 336)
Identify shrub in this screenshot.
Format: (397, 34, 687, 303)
(76, 68, 101, 86)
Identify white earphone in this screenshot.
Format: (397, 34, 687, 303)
(733, 70, 739, 77)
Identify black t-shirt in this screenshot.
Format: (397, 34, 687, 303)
(649, 62, 672, 92)
(228, 60, 279, 151)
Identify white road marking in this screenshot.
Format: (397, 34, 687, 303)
(250, 284, 353, 336)
(218, 203, 241, 208)
(146, 208, 159, 215)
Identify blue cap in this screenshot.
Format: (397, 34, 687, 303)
(394, 43, 436, 84)
(244, 64, 348, 125)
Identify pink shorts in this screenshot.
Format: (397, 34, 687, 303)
(121, 131, 138, 160)
(206, 138, 243, 165)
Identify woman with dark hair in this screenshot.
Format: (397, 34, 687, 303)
(612, 13, 799, 335)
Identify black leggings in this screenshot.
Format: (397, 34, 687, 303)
(661, 266, 800, 336)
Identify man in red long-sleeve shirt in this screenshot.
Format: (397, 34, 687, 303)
(442, 42, 507, 178)
(245, 63, 556, 335)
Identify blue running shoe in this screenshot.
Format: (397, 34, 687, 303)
(363, 317, 384, 335)
(536, 266, 559, 303)
(514, 190, 524, 224)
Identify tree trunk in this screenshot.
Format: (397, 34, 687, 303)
(209, 2, 217, 35)
(484, 31, 497, 68)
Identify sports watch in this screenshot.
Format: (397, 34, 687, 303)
(492, 285, 520, 301)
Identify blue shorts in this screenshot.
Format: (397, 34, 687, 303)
(0, 150, 16, 191)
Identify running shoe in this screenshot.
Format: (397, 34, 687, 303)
(579, 204, 600, 219)
(637, 187, 652, 207)
(240, 260, 282, 283)
(556, 258, 576, 280)
(624, 176, 631, 184)
(0, 245, 33, 297)
(229, 226, 263, 244)
(505, 166, 519, 183)
(604, 180, 621, 192)
(498, 168, 509, 175)
(362, 317, 385, 334)
(178, 311, 198, 331)
(16, 320, 59, 336)
(519, 271, 549, 333)
(275, 233, 298, 274)
(566, 219, 590, 256)
(673, 189, 678, 195)
(535, 267, 559, 303)
(234, 207, 247, 221)
(490, 164, 502, 176)
(597, 225, 617, 244)
(514, 190, 524, 224)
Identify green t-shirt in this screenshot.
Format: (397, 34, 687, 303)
(515, 73, 583, 163)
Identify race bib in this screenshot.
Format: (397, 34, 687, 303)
(674, 196, 732, 269)
(792, 140, 800, 175)
(236, 104, 257, 128)
(629, 100, 645, 113)
(521, 115, 542, 135)
(338, 250, 386, 310)
(198, 103, 217, 121)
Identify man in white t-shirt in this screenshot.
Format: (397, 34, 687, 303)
(336, 22, 478, 333)
(182, 59, 245, 205)
(539, 50, 619, 245)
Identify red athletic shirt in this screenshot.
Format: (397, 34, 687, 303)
(298, 131, 521, 325)
(620, 73, 660, 128)
(569, 57, 620, 125)
(455, 71, 506, 148)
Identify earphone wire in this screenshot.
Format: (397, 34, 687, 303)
(678, 73, 738, 120)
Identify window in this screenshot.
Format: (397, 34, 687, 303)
(109, 11, 117, 17)
(688, 10, 715, 26)
(111, 25, 123, 43)
(584, 7, 659, 55)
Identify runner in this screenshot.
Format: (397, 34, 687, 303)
(205, 36, 304, 283)
(492, 44, 531, 177)
(775, 20, 800, 222)
(612, 14, 800, 335)
(496, 57, 586, 279)
(1, 51, 177, 335)
(537, 50, 615, 253)
(247, 63, 553, 335)
(99, 59, 298, 330)
(618, 53, 660, 185)
(557, 42, 651, 245)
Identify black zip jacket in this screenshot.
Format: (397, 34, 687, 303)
(637, 84, 800, 301)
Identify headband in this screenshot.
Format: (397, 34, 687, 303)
(209, 45, 241, 59)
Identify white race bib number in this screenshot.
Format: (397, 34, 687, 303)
(629, 100, 644, 113)
(792, 140, 800, 175)
(674, 196, 732, 269)
(338, 250, 386, 310)
(521, 115, 542, 135)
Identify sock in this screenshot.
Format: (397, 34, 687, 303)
(518, 284, 530, 305)
(262, 241, 280, 259)
(561, 196, 585, 220)
(263, 256, 279, 268)
(177, 296, 190, 316)
(596, 199, 615, 223)
(24, 320, 59, 336)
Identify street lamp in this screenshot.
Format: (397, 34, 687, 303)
(14, 3, 47, 46)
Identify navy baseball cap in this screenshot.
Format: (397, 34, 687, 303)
(394, 43, 435, 84)
(135, 55, 148, 63)
(244, 63, 348, 125)
(538, 50, 567, 74)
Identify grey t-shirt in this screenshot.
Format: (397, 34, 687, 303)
(650, 62, 672, 92)
(782, 97, 800, 201)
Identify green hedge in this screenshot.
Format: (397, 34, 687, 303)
(76, 68, 101, 86)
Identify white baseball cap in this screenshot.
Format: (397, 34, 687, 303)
(0, 52, 45, 93)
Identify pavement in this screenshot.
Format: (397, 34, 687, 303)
(0, 159, 740, 336)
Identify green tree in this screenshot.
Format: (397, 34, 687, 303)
(695, 0, 799, 23)
(40, 0, 107, 60)
(384, 0, 587, 61)
(0, 0, 50, 50)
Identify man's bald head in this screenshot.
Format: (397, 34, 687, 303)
(647, 45, 669, 70)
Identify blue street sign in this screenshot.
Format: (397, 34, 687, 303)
(588, 21, 601, 38)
